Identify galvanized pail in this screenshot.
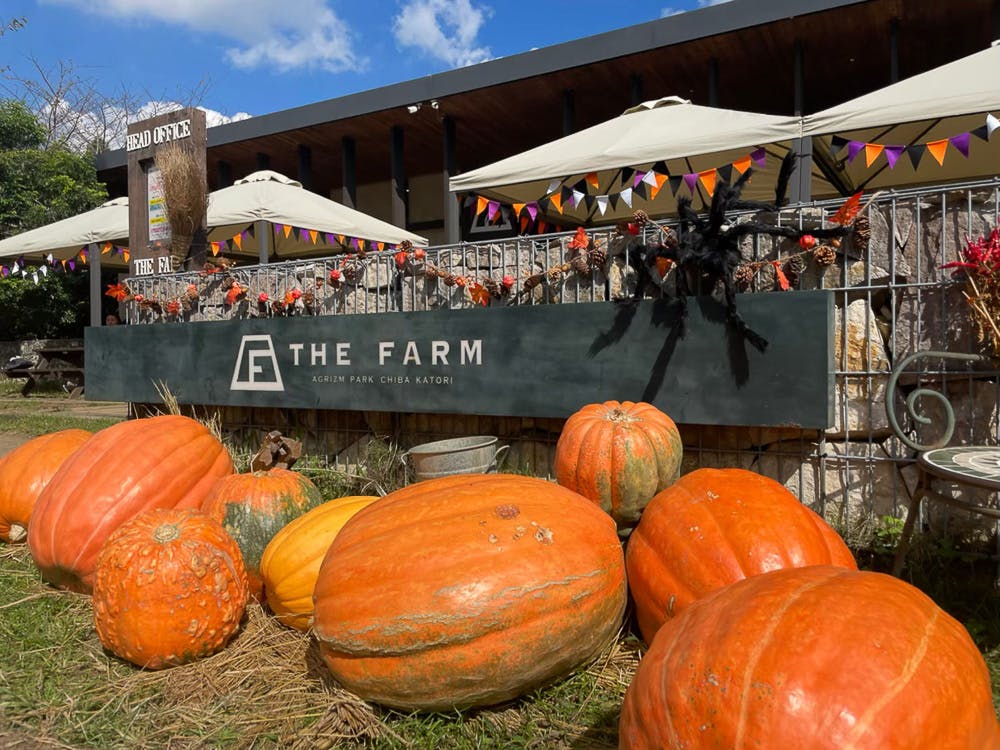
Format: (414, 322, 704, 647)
(402, 436, 509, 483)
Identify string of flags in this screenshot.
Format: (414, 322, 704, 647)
(832, 113, 1000, 169)
(208, 223, 403, 257)
(470, 147, 768, 231)
(0, 244, 129, 285)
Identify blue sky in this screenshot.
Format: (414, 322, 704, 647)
(2, 0, 730, 129)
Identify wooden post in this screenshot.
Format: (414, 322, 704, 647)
(442, 116, 460, 244)
(88, 243, 101, 328)
(790, 41, 812, 205)
(342, 136, 357, 209)
(391, 126, 407, 229)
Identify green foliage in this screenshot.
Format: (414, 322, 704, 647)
(0, 270, 90, 339)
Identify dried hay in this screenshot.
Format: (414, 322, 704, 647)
(154, 141, 208, 270)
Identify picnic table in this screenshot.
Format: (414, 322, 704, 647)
(19, 339, 85, 397)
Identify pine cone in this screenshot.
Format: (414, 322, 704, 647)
(444, 273, 457, 287)
(570, 254, 591, 275)
(784, 255, 805, 274)
(733, 263, 756, 291)
(341, 262, 359, 283)
(632, 210, 650, 227)
(483, 277, 501, 298)
(547, 266, 564, 282)
(399, 240, 413, 252)
(853, 215, 871, 252)
(813, 245, 837, 267)
(589, 247, 608, 269)
(523, 273, 544, 290)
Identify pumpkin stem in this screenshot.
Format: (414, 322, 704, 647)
(607, 407, 640, 423)
(8, 524, 26, 543)
(153, 523, 181, 543)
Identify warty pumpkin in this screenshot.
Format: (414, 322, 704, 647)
(28, 415, 234, 593)
(619, 566, 1000, 750)
(201, 467, 324, 599)
(92, 507, 248, 669)
(312, 474, 626, 711)
(260, 494, 380, 631)
(554, 400, 682, 530)
(0, 429, 91, 543)
(625, 467, 856, 643)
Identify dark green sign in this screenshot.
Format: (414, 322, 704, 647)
(85, 291, 834, 427)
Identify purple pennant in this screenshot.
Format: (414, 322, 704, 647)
(846, 141, 865, 164)
(682, 173, 699, 193)
(1, 267, 7, 277)
(884, 145, 905, 169)
(351, 237, 360, 249)
(274, 224, 282, 235)
(487, 200, 500, 221)
(241, 230, 249, 242)
(325, 233, 335, 245)
(633, 171, 646, 188)
(750, 147, 767, 168)
(525, 203, 538, 221)
(949, 132, 971, 158)
(69, 261, 76, 271)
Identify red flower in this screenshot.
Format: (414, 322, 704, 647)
(568, 226, 590, 250)
(502, 275, 515, 289)
(224, 283, 244, 306)
(414, 248, 426, 260)
(799, 234, 817, 250)
(329, 269, 342, 282)
(290, 288, 302, 301)
(394, 250, 409, 269)
(165, 300, 181, 316)
(133, 294, 144, 303)
(258, 292, 269, 303)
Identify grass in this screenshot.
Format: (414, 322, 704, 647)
(2, 392, 1000, 746)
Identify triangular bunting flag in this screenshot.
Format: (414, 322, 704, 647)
(39, 265, 47, 277)
(651, 160, 668, 175)
(987, 113, 1000, 138)
(513, 202, 526, 216)
(926, 138, 949, 166)
(526, 203, 538, 221)
(642, 170, 659, 187)
(596, 196, 609, 216)
(717, 164, 734, 184)
(234, 233, 243, 250)
(847, 141, 865, 163)
(68, 260, 76, 271)
(351, 237, 361, 249)
(907, 144, 926, 170)
(633, 181, 647, 201)
(101, 243, 111, 255)
(733, 156, 752, 175)
(122, 250, 129, 263)
(572, 189, 585, 208)
(247, 223, 256, 237)
(520, 215, 530, 233)
(487, 200, 500, 221)
(884, 145, 905, 169)
(585, 172, 599, 190)
(283, 224, 292, 238)
(971, 125, 990, 141)
(620, 187, 633, 207)
(668, 176, 683, 196)
(620, 167, 634, 186)
(572, 179, 587, 194)
(830, 135, 849, 154)
(683, 173, 699, 194)
(584, 194, 596, 209)
(864, 143, 884, 167)
(377, 242, 385, 252)
(549, 192, 564, 214)
(633, 171, 646, 188)
(750, 148, 766, 167)
(325, 233, 335, 245)
(79, 249, 87, 264)
(336, 234, 345, 245)
(546, 179, 561, 195)
(309, 230, 319, 244)
(275, 224, 283, 235)
(46, 253, 53, 264)
(476, 196, 489, 216)
(698, 169, 717, 196)
(949, 132, 971, 158)
(649, 174, 668, 200)
(538, 220, 548, 234)
(609, 193, 620, 210)
(560, 186, 573, 204)
(60, 260, 67, 271)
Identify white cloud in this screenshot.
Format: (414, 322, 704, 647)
(393, 0, 493, 68)
(698, 0, 733, 6)
(46, 0, 365, 74)
(660, 7, 683, 16)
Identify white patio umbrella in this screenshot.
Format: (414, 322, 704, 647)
(0, 197, 130, 267)
(449, 97, 830, 223)
(206, 170, 428, 258)
(802, 42, 1000, 191)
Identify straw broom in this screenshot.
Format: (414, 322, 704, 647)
(155, 141, 208, 271)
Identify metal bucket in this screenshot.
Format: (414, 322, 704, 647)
(402, 436, 509, 483)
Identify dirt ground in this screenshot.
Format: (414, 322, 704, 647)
(0, 397, 128, 456)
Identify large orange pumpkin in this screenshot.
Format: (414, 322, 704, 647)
(201, 468, 324, 599)
(625, 467, 856, 642)
(0, 429, 91, 543)
(312, 474, 626, 711)
(28, 415, 234, 593)
(619, 566, 1000, 750)
(554, 400, 682, 530)
(93, 507, 248, 669)
(260, 494, 380, 631)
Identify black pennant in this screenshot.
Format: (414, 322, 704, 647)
(668, 176, 683, 196)
(560, 186, 573, 204)
(830, 135, 849, 154)
(907, 143, 927, 170)
(651, 160, 668, 175)
(609, 193, 620, 210)
(573, 179, 587, 194)
(620, 166, 634, 186)
(633, 181, 648, 200)
(247, 223, 256, 237)
(584, 194, 596, 209)
(717, 164, 734, 184)
(971, 125, 990, 142)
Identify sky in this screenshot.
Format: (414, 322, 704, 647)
(1, 0, 732, 132)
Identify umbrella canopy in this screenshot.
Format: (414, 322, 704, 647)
(0, 197, 129, 266)
(802, 42, 1000, 191)
(206, 170, 428, 257)
(449, 97, 829, 223)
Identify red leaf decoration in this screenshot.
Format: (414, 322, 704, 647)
(568, 226, 590, 250)
(105, 283, 128, 302)
(469, 282, 490, 307)
(830, 190, 863, 226)
(771, 260, 790, 291)
(225, 283, 245, 306)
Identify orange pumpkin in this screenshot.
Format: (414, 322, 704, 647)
(201, 468, 324, 599)
(260, 494, 380, 631)
(28, 415, 234, 593)
(0, 429, 91, 543)
(312, 474, 626, 711)
(554, 400, 682, 530)
(626, 467, 856, 642)
(92, 507, 248, 669)
(619, 566, 1000, 750)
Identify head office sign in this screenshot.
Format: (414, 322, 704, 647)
(84, 293, 835, 429)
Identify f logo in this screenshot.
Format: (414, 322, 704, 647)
(231, 335, 284, 391)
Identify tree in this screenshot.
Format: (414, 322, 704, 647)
(0, 99, 107, 339)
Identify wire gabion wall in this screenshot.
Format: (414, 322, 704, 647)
(126, 177, 1000, 549)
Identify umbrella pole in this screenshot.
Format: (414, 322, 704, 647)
(88, 242, 102, 328)
(257, 220, 270, 265)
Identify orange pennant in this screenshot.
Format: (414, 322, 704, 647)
(926, 139, 949, 166)
(377, 242, 384, 252)
(476, 196, 489, 215)
(234, 233, 243, 250)
(122, 249, 130, 263)
(549, 193, 563, 214)
(79, 249, 88, 265)
(864, 143, 884, 167)
(283, 225, 292, 239)
(520, 215, 530, 233)
(308, 230, 318, 244)
(211, 242, 220, 257)
(336, 234, 345, 245)
(733, 156, 752, 174)
(61, 259, 67, 270)
(698, 169, 717, 197)
(650, 173, 667, 200)
(101, 243, 112, 255)
(513, 202, 526, 217)
(585, 172, 599, 190)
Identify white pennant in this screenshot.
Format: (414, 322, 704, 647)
(39, 265, 48, 276)
(11, 262, 18, 274)
(572, 190, 585, 208)
(620, 188, 633, 207)
(20, 269, 27, 278)
(546, 179, 561, 195)
(642, 170, 659, 186)
(32, 272, 39, 285)
(46, 253, 54, 264)
(596, 196, 609, 216)
(987, 113, 1000, 139)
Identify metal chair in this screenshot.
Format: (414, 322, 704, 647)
(885, 351, 1000, 578)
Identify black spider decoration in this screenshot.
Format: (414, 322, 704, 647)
(622, 151, 851, 352)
